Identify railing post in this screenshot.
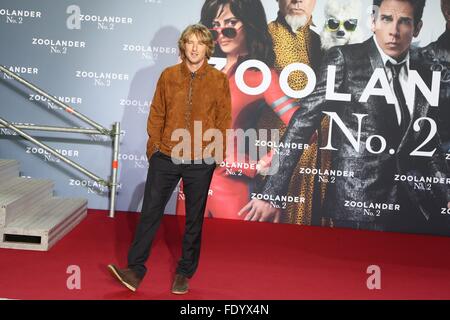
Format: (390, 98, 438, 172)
(109, 121, 120, 218)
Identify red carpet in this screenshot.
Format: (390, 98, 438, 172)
(0, 210, 450, 300)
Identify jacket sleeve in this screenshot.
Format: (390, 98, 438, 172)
(214, 74, 232, 164)
(263, 69, 300, 125)
(427, 133, 450, 203)
(261, 47, 345, 199)
(147, 71, 166, 158)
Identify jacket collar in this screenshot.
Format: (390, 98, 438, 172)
(367, 37, 385, 72)
(180, 59, 209, 78)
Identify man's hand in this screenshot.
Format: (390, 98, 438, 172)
(238, 199, 281, 223)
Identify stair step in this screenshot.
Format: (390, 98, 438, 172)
(0, 160, 19, 182)
(0, 159, 89, 251)
(0, 198, 87, 251)
(0, 178, 54, 227)
(0, 160, 19, 169)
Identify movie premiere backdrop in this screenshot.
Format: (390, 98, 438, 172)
(0, 0, 448, 236)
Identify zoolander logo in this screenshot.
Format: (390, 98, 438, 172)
(32, 38, 86, 54)
(0, 122, 34, 136)
(122, 44, 177, 60)
(79, 14, 133, 24)
(119, 153, 149, 169)
(69, 179, 122, 195)
(66, 5, 133, 31)
(2, 66, 38, 79)
(25, 146, 80, 163)
(75, 70, 129, 87)
(0, 8, 42, 24)
(119, 99, 150, 114)
(29, 94, 83, 110)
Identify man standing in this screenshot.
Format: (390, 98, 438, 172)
(242, 0, 450, 234)
(108, 24, 231, 293)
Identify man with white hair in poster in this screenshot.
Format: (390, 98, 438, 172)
(250, 0, 330, 226)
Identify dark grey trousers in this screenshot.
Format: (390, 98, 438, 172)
(127, 151, 215, 279)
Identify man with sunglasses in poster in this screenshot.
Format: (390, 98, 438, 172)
(242, 0, 450, 235)
(414, 0, 450, 165)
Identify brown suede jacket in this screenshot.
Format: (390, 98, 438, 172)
(147, 60, 231, 163)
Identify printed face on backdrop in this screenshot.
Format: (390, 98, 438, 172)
(278, 0, 317, 31)
(184, 33, 208, 66)
(371, 0, 422, 60)
(211, 3, 247, 57)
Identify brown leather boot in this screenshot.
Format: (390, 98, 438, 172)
(171, 274, 189, 294)
(107, 264, 142, 292)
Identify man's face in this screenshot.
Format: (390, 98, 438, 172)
(371, 0, 422, 60)
(184, 33, 207, 66)
(278, 0, 316, 19)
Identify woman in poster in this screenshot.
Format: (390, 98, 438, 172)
(177, 0, 301, 220)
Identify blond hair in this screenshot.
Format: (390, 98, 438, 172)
(178, 24, 215, 60)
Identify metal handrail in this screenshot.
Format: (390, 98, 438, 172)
(0, 124, 104, 134)
(0, 65, 109, 135)
(0, 64, 120, 218)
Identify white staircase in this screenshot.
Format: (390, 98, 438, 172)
(0, 159, 87, 251)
